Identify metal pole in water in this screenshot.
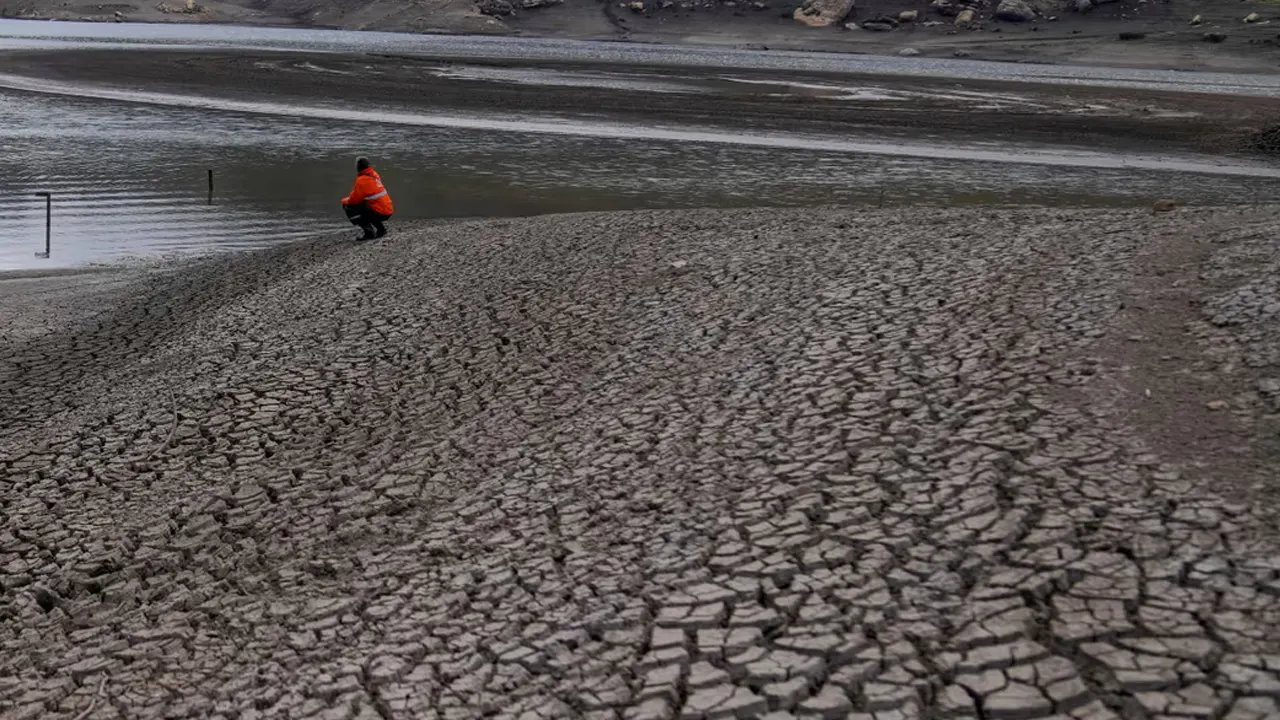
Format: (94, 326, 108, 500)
(34, 192, 51, 259)
(208, 169, 214, 205)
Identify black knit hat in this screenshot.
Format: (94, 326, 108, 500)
(356, 156, 371, 171)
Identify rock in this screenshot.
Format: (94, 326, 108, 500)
(793, 0, 856, 25)
(31, 585, 63, 612)
(521, 0, 562, 7)
(898, 46, 921, 55)
(898, 9, 918, 21)
(1075, 0, 1093, 12)
(1207, 400, 1229, 411)
(861, 16, 899, 29)
(954, 7, 976, 26)
(1118, 31, 1145, 39)
(1203, 31, 1227, 42)
(1244, 12, 1260, 23)
(477, 0, 515, 15)
(995, 0, 1034, 21)
(113, 9, 123, 19)
(931, 0, 959, 15)
(1189, 13, 1201, 25)
(954, 48, 972, 56)
(1151, 199, 1179, 213)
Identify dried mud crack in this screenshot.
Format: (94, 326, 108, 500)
(1, 207, 1279, 720)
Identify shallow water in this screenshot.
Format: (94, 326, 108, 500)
(3, 81, 1280, 270)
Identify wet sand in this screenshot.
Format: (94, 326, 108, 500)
(2, 206, 1279, 718)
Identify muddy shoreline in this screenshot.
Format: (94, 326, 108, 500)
(4, 47, 1279, 157)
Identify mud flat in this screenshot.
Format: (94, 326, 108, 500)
(1, 207, 1279, 719)
(6, 48, 1280, 157)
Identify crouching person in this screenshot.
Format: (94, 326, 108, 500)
(341, 156, 394, 241)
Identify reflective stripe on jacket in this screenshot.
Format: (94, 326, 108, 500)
(344, 167, 394, 215)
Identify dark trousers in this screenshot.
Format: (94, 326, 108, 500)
(343, 202, 391, 235)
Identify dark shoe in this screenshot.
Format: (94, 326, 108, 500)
(375, 226, 388, 238)
(357, 224, 376, 241)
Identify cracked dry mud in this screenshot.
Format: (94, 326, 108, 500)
(2, 207, 1279, 720)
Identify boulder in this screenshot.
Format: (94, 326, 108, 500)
(1074, 0, 1092, 13)
(954, 7, 975, 26)
(898, 9, 918, 21)
(995, 0, 1033, 21)
(1118, 30, 1145, 39)
(931, 0, 959, 16)
(1189, 13, 1201, 24)
(521, 0, 562, 7)
(1244, 12, 1260, 23)
(629, 0, 644, 11)
(793, 0, 857, 25)
(898, 46, 921, 55)
(1203, 31, 1227, 42)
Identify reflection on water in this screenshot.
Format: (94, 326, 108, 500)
(2, 86, 1279, 270)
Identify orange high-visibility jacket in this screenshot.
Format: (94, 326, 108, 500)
(343, 167, 394, 216)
